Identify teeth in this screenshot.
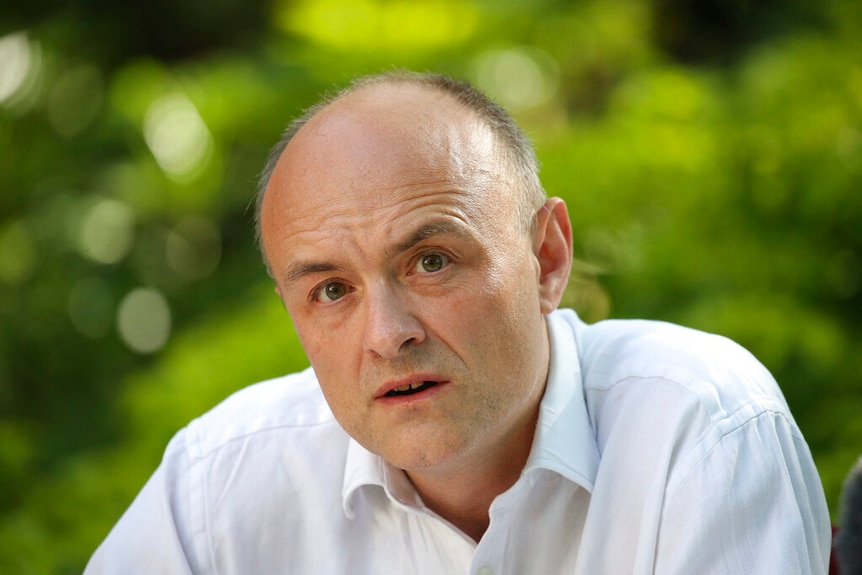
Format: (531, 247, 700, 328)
(393, 382, 427, 393)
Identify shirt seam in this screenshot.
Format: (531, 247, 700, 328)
(187, 417, 338, 462)
(592, 373, 798, 437)
(185, 417, 339, 575)
(663, 407, 793, 503)
(183, 423, 216, 575)
(588, 373, 803, 494)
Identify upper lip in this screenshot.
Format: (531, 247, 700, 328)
(374, 374, 448, 399)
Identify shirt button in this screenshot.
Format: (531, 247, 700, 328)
(477, 567, 492, 575)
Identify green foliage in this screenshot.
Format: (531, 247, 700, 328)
(0, 0, 860, 571)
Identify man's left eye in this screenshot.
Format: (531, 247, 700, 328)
(416, 253, 449, 273)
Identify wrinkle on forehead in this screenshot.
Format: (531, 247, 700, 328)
(273, 188, 476, 255)
(260, 83, 516, 269)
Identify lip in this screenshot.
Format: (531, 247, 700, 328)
(374, 374, 450, 401)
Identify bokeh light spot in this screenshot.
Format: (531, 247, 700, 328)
(0, 31, 40, 108)
(475, 47, 560, 111)
(117, 288, 172, 354)
(78, 199, 136, 264)
(282, 0, 477, 51)
(143, 93, 213, 182)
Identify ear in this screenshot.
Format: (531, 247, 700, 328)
(533, 197, 573, 314)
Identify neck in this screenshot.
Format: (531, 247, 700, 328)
(405, 403, 541, 543)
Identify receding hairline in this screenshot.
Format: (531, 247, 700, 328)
(254, 71, 546, 274)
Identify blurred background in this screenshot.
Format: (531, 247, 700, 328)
(0, 0, 860, 571)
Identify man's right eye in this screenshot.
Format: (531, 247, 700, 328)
(313, 281, 349, 303)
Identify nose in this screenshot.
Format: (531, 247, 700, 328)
(362, 280, 426, 359)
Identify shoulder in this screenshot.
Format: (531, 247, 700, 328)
(551, 309, 796, 444)
(562, 310, 788, 413)
(162, 367, 350, 516)
(177, 366, 343, 461)
(116, 369, 352, 573)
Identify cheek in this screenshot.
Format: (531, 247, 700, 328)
(292, 317, 351, 398)
(440, 280, 532, 360)
(308, 349, 364, 436)
(477, 259, 544, 359)
(293, 315, 363, 404)
(483, 249, 541, 316)
(304, 333, 355, 383)
(291, 304, 347, 359)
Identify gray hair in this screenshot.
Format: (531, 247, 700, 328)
(254, 71, 546, 273)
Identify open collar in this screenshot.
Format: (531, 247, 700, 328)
(523, 310, 599, 491)
(342, 309, 600, 516)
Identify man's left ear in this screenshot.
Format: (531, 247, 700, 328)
(533, 197, 573, 314)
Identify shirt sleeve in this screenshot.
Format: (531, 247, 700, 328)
(654, 410, 832, 574)
(84, 430, 200, 575)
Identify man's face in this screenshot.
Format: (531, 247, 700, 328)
(260, 84, 553, 474)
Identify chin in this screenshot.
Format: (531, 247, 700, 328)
(382, 435, 476, 473)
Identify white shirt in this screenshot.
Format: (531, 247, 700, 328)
(86, 309, 831, 574)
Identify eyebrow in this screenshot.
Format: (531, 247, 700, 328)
(280, 219, 470, 287)
(387, 220, 469, 259)
(281, 261, 342, 287)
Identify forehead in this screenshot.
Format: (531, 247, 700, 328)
(260, 83, 514, 250)
(291, 84, 495, 187)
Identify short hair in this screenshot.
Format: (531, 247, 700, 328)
(837, 455, 862, 575)
(254, 71, 546, 274)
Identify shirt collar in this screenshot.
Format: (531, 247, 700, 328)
(343, 439, 421, 519)
(523, 309, 599, 492)
(342, 309, 599, 515)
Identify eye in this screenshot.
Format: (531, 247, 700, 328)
(415, 252, 449, 274)
(313, 281, 350, 303)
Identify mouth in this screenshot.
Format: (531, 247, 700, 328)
(384, 380, 440, 397)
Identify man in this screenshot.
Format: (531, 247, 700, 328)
(86, 71, 831, 573)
